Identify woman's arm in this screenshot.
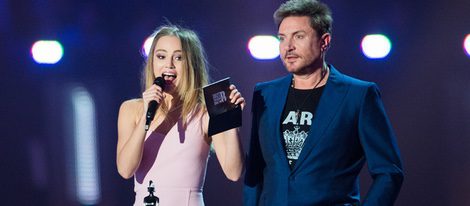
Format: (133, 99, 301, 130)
(207, 84, 245, 181)
(116, 99, 147, 179)
(211, 127, 245, 181)
(116, 84, 165, 179)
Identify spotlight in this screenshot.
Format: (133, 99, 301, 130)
(142, 36, 154, 57)
(31, 40, 63, 64)
(361, 34, 392, 59)
(248, 35, 280, 60)
(464, 34, 470, 57)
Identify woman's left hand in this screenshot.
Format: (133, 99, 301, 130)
(229, 84, 245, 110)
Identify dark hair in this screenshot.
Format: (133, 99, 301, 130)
(274, 0, 333, 36)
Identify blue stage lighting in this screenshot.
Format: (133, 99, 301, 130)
(71, 86, 101, 205)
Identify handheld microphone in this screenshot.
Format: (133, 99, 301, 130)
(145, 77, 165, 131)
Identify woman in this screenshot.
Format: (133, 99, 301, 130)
(117, 25, 245, 206)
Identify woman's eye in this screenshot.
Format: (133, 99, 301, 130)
(156, 54, 165, 59)
(174, 55, 182, 61)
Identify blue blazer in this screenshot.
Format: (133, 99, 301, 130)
(244, 66, 403, 206)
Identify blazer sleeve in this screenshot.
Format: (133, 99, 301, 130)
(243, 86, 266, 206)
(359, 83, 404, 206)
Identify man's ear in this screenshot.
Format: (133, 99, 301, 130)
(321, 33, 331, 51)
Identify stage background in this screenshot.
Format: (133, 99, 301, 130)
(1, 0, 469, 205)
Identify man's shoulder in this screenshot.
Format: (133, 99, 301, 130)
(331, 66, 375, 89)
(254, 75, 290, 91)
(341, 73, 375, 88)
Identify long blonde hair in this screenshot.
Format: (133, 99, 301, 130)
(142, 25, 209, 124)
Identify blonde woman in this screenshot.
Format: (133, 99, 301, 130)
(117, 25, 244, 206)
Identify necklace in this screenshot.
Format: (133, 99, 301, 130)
(291, 65, 328, 123)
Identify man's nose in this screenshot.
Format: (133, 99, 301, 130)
(285, 38, 295, 51)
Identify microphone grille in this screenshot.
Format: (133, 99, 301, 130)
(154, 76, 165, 90)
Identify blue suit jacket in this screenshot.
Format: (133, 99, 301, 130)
(244, 66, 403, 206)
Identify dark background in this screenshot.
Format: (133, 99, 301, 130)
(1, 0, 469, 205)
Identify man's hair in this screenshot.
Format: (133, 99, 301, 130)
(274, 0, 333, 36)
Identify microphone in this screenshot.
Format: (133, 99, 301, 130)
(145, 77, 165, 131)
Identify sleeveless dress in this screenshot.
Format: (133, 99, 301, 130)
(133, 112, 210, 206)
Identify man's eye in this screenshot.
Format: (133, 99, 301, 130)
(278, 36, 284, 41)
(295, 35, 304, 39)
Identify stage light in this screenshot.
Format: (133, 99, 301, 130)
(361, 34, 392, 59)
(464, 34, 470, 57)
(248, 35, 280, 60)
(71, 86, 101, 205)
(142, 36, 154, 57)
(31, 40, 63, 64)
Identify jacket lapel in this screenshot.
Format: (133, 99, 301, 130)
(291, 65, 349, 173)
(269, 75, 292, 169)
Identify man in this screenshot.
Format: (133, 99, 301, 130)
(243, 0, 404, 205)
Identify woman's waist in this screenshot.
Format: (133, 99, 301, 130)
(134, 186, 204, 206)
(134, 181, 204, 192)
(135, 185, 203, 195)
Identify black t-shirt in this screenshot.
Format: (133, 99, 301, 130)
(280, 85, 324, 169)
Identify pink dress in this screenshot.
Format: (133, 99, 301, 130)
(133, 113, 210, 206)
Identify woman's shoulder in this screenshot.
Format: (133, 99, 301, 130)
(119, 98, 144, 117)
(193, 103, 208, 120)
(120, 98, 142, 108)
(188, 104, 209, 135)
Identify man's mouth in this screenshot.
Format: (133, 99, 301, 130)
(285, 55, 299, 63)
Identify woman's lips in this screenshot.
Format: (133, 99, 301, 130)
(162, 73, 176, 83)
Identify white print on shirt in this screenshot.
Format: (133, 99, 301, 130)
(282, 111, 313, 125)
(282, 111, 313, 161)
(283, 126, 308, 161)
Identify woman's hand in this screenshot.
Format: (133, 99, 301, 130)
(142, 84, 165, 113)
(228, 84, 245, 110)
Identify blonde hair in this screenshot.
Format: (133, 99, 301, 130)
(142, 25, 209, 125)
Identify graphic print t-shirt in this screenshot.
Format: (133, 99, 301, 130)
(281, 86, 324, 169)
